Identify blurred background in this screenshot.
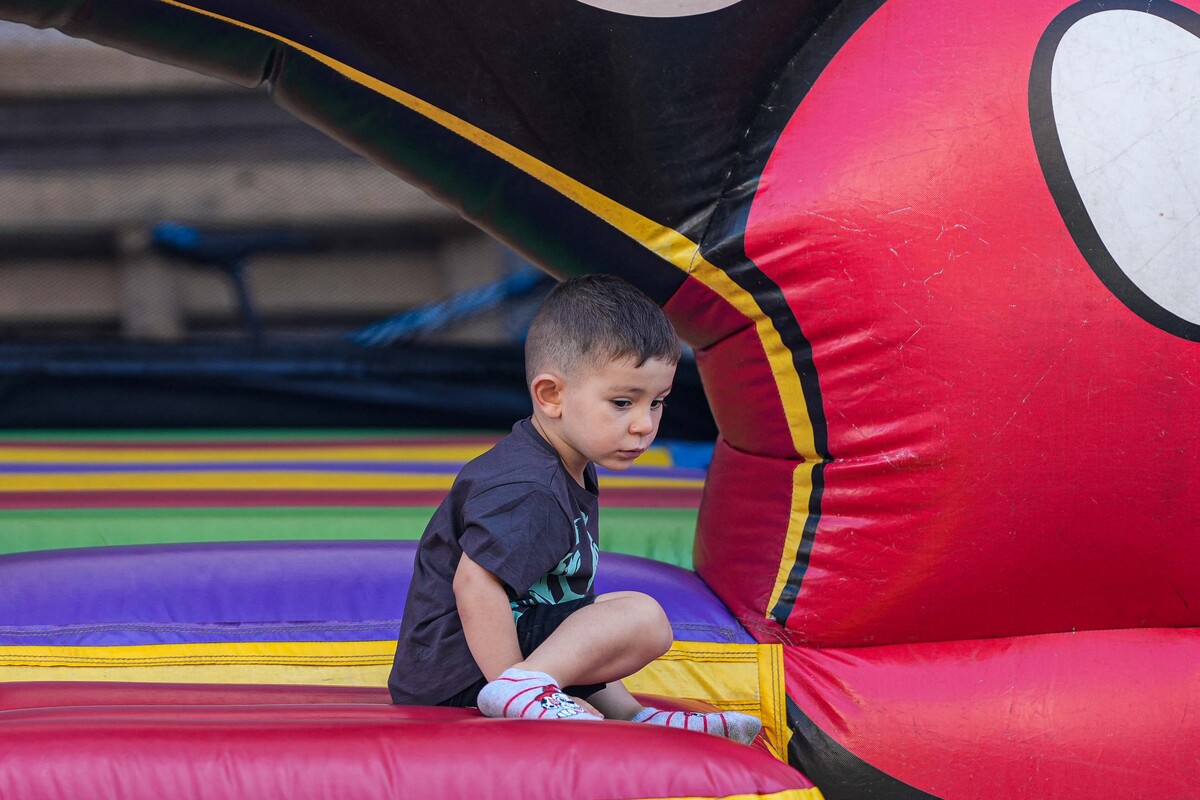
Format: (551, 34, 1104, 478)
(0, 22, 715, 437)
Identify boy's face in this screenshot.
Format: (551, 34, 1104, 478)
(551, 355, 676, 482)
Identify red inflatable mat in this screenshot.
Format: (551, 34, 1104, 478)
(784, 628, 1200, 799)
(0, 682, 815, 800)
(0, 681, 393, 709)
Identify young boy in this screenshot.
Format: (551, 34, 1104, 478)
(388, 274, 761, 744)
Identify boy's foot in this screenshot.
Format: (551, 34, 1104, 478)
(632, 707, 763, 744)
(477, 668, 602, 721)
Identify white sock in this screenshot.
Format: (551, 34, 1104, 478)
(631, 706, 762, 744)
(477, 668, 602, 721)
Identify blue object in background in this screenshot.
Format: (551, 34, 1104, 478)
(151, 221, 312, 342)
(349, 266, 551, 347)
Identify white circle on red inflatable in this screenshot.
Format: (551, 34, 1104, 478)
(1053, 8, 1200, 326)
(573, 0, 744, 17)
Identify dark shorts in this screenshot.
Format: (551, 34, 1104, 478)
(437, 596, 607, 707)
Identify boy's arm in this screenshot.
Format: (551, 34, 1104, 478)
(453, 552, 523, 681)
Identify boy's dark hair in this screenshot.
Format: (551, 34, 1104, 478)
(525, 274, 681, 384)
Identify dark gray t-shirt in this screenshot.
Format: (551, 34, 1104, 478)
(388, 418, 599, 705)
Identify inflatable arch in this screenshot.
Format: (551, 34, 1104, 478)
(3, 0, 1200, 798)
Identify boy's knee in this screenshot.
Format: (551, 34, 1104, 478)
(623, 592, 673, 658)
(595, 591, 674, 657)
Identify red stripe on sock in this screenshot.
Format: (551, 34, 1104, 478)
(502, 684, 539, 717)
(520, 696, 543, 718)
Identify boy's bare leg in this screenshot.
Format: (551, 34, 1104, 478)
(476, 592, 670, 721)
(476, 593, 763, 742)
(518, 591, 673, 687)
(585, 681, 645, 720)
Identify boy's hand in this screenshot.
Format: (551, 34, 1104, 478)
(572, 696, 604, 718)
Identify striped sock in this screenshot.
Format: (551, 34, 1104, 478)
(631, 706, 762, 744)
(477, 668, 602, 721)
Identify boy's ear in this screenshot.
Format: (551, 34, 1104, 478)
(530, 372, 566, 419)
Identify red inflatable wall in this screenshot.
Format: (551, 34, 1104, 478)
(692, 0, 1200, 653)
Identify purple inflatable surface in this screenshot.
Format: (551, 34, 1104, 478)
(0, 541, 753, 646)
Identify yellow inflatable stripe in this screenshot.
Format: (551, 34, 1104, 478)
(0, 445, 676, 467)
(628, 448, 675, 467)
(1, 640, 790, 760)
(680, 259, 816, 461)
(154, 0, 817, 464)
(0, 445, 493, 464)
(0, 641, 391, 667)
(766, 461, 818, 619)
(0, 472, 701, 492)
(0, 662, 389, 688)
(0, 473, 454, 492)
(761, 637, 789, 758)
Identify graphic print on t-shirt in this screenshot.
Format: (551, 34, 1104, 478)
(513, 511, 600, 618)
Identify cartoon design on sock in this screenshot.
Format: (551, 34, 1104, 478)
(535, 685, 589, 718)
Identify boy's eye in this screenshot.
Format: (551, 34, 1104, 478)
(650, 399, 666, 410)
(612, 399, 632, 409)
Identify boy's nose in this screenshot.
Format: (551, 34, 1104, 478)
(629, 411, 654, 436)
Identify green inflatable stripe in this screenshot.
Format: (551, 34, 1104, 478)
(0, 507, 696, 568)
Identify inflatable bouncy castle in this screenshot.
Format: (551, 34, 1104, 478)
(3, 1, 1200, 798)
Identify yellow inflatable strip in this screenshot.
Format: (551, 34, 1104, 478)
(0, 445, 494, 464)
(765, 461, 819, 621)
(0, 641, 391, 688)
(0, 640, 789, 760)
(0, 472, 455, 491)
(0, 472, 701, 492)
(0, 641, 389, 668)
(154, 0, 817, 465)
(0, 445, 676, 467)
